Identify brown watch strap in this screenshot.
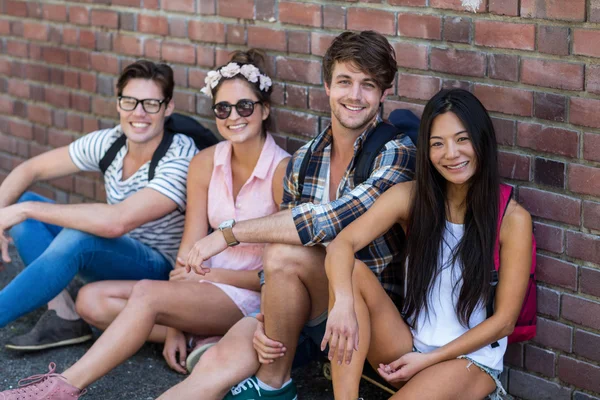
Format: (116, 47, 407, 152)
(221, 227, 239, 246)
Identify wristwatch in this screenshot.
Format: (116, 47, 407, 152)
(218, 219, 239, 247)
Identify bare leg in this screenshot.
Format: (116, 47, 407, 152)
(256, 244, 329, 388)
(48, 290, 79, 321)
(76, 281, 168, 343)
(391, 358, 496, 400)
(331, 260, 412, 400)
(158, 317, 260, 400)
(61, 280, 244, 389)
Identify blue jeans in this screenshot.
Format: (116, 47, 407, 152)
(0, 192, 172, 328)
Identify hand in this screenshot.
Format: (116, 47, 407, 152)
(377, 351, 435, 383)
(162, 328, 188, 374)
(0, 204, 26, 263)
(320, 298, 359, 365)
(182, 231, 228, 274)
(169, 267, 205, 282)
(252, 313, 286, 364)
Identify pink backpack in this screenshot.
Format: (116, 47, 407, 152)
(488, 184, 537, 346)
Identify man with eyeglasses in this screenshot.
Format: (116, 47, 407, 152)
(0, 60, 198, 352)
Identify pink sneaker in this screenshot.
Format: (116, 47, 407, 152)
(0, 363, 85, 400)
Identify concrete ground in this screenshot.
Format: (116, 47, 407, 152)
(0, 248, 389, 399)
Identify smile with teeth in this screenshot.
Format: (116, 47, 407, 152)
(131, 122, 150, 128)
(446, 161, 469, 170)
(229, 123, 247, 130)
(343, 104, 365, 111)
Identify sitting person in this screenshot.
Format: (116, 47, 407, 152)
(0, 60, 198, 351)
(0, 49, 290, 398)
(322, 89, 534, 400)
(158, 30, 417, 400)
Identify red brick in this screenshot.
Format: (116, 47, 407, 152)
(189, 68, 207, 90)
(534, 158, 565, 188)
(195, 94, 212, 118)
(69, 6, 89, 25)
(564, 293, 600, 330)
(0, 96, 13, 115)
(521, 59, 584, 91)
(144, 39, 161, 60)
(504, 342, 524, 367)
(173, 92, 195, 113)
(9, 120, 34, 140)
(533, 317, 573, 352)
(0, 20, 9, 36)
(23, 22, 48, 41)
(509, 369, 571, 400)
(347, 8, 395, 36)
(430, 0, 486, 12)
(67, 114, 83, 133)
(535, 93, 566, 123)
(5, 0, 28, 17)
(273, 109, 318, 138)
(276, 57, 321, 85)
(583, 133, 600, 161)
(120, 12, 135, 31)
(498, 151, 531, 182)
(569, 164, 600, 198)
(69, 50, 90, 70)
(226, 25, 246, 45)
(534, 222, 564, 254)
(566, 230, 600, 265)
(13, 101, 27, 118)
(537, 254, 578, 290)
(62, 28, 78, 47)
(217, 0, 253, 19)
(383, 100, 425, 120)
(571, 97, 600, 129)
(28, 104, 52, 126)
(188, 21, 225, 44)
(489, 54, 518, 82)
(430, 48, 485, 77)
(74, 176, 95, 198)
(79, 30, 96, 50)
(323, 5, 345, 29)
(247, 27, 286, 52)
(45, 87, 70, 109)
(47, 129, 75, 148)
(593, 0, 600, 23)
(138, 15, 168, 36)
(537, 26, 569, 56)
(196, 46, 215, 67)
(581, 265, 600, 298)
(443, 16, 471, 43)
(42, 3, 67, 21)
(288, 31, 310, 54)
(280, 1, 321, 27)
(92, 97, 116, 118)
(475, 20, 535, 51)
(144, 0, 159, 10)
(285, 85, 308, 109)
(113, 35, 142, 57)
(308, 88, 330, 113)
(525, 345, 555, 378)
(489, 0, 518, 15)
(63, 71, 79, 89)
(397, 13, 441, 40)
(168, 17, 187, 38)
(90, 53, 119, 75)
(474, 85, 533, 117)
(519, 187, 580, 225)
(393, 42, 428, 70)
(397, 73, 440, 101)
(6, 40, 28, 58)
(492, 117, 515, 145)
(255, 0, 275, 21)
(389, 0, 426, 5)
(586, 65, 600, 95)
(97, 32, 111, 51)
(521, 0, 585, 21)
(7, 80, 29, 98)
(309, 32, 335, 57)
(162, 42, 195, 65)
(558, 356, 600, 394)
(90, 10, 118, 29)
(573, 30, 600, 58)
(161, 0, 195, 13)
(574, 329, 600, 363)
(516, 122, 579, 158)
(537, 285, 560, 318)
(111, 0, 141, 6)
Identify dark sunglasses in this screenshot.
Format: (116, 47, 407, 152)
(118, 96, 169, 114)
(212, 99, 262, 119)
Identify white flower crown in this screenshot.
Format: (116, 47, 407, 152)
(200, 62, 273, 98)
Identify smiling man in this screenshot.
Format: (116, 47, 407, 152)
(0, 60, 197, 351)
(161, 31, 416, 400)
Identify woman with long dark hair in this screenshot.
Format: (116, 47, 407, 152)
(321, 88, 533, 399)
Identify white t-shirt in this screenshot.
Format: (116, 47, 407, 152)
(68, 126, 198, 265)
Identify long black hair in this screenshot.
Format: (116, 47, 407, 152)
(403, 89, 500, 328)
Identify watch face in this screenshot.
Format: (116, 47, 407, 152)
(220, 219, 234, 229)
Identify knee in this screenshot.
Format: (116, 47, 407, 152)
(76, 285, 109, 327)
(262, 244, 303, 277)
(129, 279, 159, 306)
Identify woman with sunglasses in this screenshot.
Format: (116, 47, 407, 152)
(0, 50, 291, 399)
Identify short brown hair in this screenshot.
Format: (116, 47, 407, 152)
(116, 60, 174, 101)
(322, 31, 397, 91)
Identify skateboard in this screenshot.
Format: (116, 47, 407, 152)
(322, 360, 397, 396)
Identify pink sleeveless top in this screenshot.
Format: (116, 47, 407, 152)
(206, 133, 290, 271)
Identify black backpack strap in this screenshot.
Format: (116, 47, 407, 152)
(296, 145, 313, 200)
(354, 122, 402, 186)
(148, 132, 175, 181)
(99, 134, 127, 175)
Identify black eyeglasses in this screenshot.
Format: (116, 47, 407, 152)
(212, 99, 262, 120)
(118, 96, 169, 114)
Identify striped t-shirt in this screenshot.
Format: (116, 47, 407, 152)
(68, 126, 198, 265)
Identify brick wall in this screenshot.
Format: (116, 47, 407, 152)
(1, 0, 599, 398)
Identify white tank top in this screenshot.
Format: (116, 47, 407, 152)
(409, 221, 507, 371)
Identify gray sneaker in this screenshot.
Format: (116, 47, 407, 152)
(5, 310, 93, 351)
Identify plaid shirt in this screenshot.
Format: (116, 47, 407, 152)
(281, 117, 416, 297)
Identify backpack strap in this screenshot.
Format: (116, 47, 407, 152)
(148, 132, 175, 181)
(487, 184, 514, 348)
(354, 122, 402, 186)
(99, 134, 127, 175)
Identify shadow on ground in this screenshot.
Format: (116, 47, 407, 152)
(0, 249, 388, 399)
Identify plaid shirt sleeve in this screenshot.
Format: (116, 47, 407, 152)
(279, 143, 310, 211)
(292, 135, 416, 246)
